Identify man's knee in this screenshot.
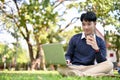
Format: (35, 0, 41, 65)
(103, 60, 114, 69)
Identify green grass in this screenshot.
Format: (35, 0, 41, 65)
(0, 71, 120, 80)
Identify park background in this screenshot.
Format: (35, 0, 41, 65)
(0, 0, 120, 80)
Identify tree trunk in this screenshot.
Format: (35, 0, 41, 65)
(34, 44, 46, 70)
(28, 43, 46, 70)
(39, 45, 46, 70)
(26, 40, 36, 70)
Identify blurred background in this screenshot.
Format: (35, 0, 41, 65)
(0, 0, 120, 71)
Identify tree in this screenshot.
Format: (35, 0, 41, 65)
(0, 0, 60, 70)
(0, 42, 28, 70)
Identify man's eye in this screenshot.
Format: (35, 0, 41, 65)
(82, 23, 85, 26)
(88, 23, 91, 25)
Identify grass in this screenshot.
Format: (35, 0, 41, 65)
(0, 70, 120, 80)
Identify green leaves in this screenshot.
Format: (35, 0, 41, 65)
(1, 0, 4, 2)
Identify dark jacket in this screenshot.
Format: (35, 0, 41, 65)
(65, 33, 107, 65)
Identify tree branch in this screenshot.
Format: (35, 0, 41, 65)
(59, 17, 79, 32)
(13, 0, 30, 40)
(53, 0, 64, 9)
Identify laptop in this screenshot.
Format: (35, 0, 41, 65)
(42, 43, 67, 66)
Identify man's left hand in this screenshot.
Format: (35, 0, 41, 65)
(86, 35, 99, 50)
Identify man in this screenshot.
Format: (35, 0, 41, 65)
(58, 11, 113, 76)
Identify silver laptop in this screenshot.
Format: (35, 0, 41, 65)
(42, 43, 67, 66)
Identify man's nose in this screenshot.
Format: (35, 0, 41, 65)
(84, 25, 88, 29)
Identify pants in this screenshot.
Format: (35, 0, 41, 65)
(57, 60, 113, 76)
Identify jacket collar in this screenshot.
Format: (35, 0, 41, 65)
(81, 32, 96, 39)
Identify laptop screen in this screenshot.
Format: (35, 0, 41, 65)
(42, 43, 66, 65)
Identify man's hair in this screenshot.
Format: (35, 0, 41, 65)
(80, 11, 97, 22)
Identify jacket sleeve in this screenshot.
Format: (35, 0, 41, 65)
(65, 36, 75, 62)
(95, 38, 107, 63)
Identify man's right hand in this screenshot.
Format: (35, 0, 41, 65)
(66, 60, 72, 65)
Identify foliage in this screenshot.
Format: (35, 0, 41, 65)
(0, 43, 14, 63)
(16, 44, 29, 64)
(0, 43, 29, 65)
(17, 0, 60, 44)
(105, 30, 120, 62)
(66, 0, 119, 27)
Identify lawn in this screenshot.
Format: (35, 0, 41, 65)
(0, 70, 120, 80)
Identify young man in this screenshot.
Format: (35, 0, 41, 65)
(58, 11, 113, 76)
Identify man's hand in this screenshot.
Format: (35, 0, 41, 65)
(66, 60, 72, 65)
(86, 35, 99, 50)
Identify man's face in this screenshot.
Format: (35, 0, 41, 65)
(82, 20, 96, 35)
